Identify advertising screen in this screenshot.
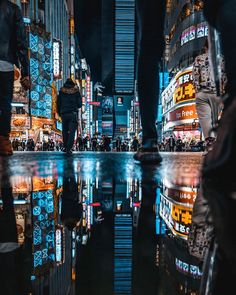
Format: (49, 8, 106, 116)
(117, 96, 124, 106)
(102, 96, 113, 136)
(13, 67, 28, 103)
(174, 69, 195, 105)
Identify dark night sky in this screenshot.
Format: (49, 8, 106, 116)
(74, 0, 102, 83)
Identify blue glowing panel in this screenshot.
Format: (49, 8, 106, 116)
(114, 214, 132, 294)
(30, 26, 53, 119)
(115, 0, 135, 93)
(32, 190, 55, 276)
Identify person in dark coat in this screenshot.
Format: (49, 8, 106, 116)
(0, 0, 30, 156)
(169, 135, 176, 152)
(57, 78, 82, 155)
(131, 136, 139, 152)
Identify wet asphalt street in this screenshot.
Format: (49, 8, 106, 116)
(0, 152, 205, 295)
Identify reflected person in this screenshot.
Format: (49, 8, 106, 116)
(133, 165, 160, 294)
(61, 160, 82, 231)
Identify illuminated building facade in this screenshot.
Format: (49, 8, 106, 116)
(10, 0, 78, 142)
(75, 0, 138, 139)
(161, 0, 207, 141)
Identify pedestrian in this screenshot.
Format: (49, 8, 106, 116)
(103, 135, 111, 152)
(175, 137, 183, 152)
(169, 135, 175, 152)
(133, 0, 166, 163)
(91, 136, 98, 151)
(0, 0, 30, 156)
(76, 135, 83, 151)
(116, 136, 122, 152)
(131, 136, 139, 152)
(83, 135, 89, 151)
(57, 78, 82, 155)
(49, 139, 55, 151)
(192, 39, 224, 156)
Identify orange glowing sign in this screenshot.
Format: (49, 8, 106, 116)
(174, 69, 196, 104)
(169, 104, 198, 122)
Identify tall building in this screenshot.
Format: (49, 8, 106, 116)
(74, 0, 138, 139)
(161, 0, 206, 142)
(10, 0, 78, 143)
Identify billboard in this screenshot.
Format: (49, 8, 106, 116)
(53, 39, 63, 80)
(102, 96, 113, 136)
(181, 22, 208, 46)
(169, 104, 198, 123)
(159, 194, 193, 239)
(13, 67, 28, 103)
(173, 69, 195, 105)
(11, 115, 30, 131)
(163, 187, 197, 205)
(30, 25, 53, 119)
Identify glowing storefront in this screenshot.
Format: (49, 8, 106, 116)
(162, 67, 201, 141)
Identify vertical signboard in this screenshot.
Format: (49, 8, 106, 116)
(30, 25, 53, 118)
(102, 96, 114, 136)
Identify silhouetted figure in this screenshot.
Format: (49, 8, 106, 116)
(57, 78, 82, 155)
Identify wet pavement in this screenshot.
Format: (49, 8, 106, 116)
(0, 152, 204, 295)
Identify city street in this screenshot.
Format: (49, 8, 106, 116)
(0, 152, 204, 294)
(2, 1, 234, 294)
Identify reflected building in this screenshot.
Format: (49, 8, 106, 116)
(156, 168, 202, 294)
(0, 174, 75, 295)
(0, 157, 203, 295)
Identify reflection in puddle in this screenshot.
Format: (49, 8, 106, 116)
(0, 158, 202, 295)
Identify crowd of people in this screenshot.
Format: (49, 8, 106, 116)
(10, 135, 138, 152)
(10, 134, 206, 153)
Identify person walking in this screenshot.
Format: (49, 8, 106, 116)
(116, 136, 122, 152)
(91, 136, 98, 151)
(76, 135, 83, 151)
(169, 135, 175, 152)
(57, 78, 82, 155)
(103, 135, 111, 152)
(0, 0, 30, 156)
(192, 40, 223, 155)
(131, 136, 139, 152)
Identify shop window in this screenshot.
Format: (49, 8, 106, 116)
(16, 107, 25, 115)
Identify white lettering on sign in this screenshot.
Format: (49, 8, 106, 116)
(53, 41, 61, 79)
